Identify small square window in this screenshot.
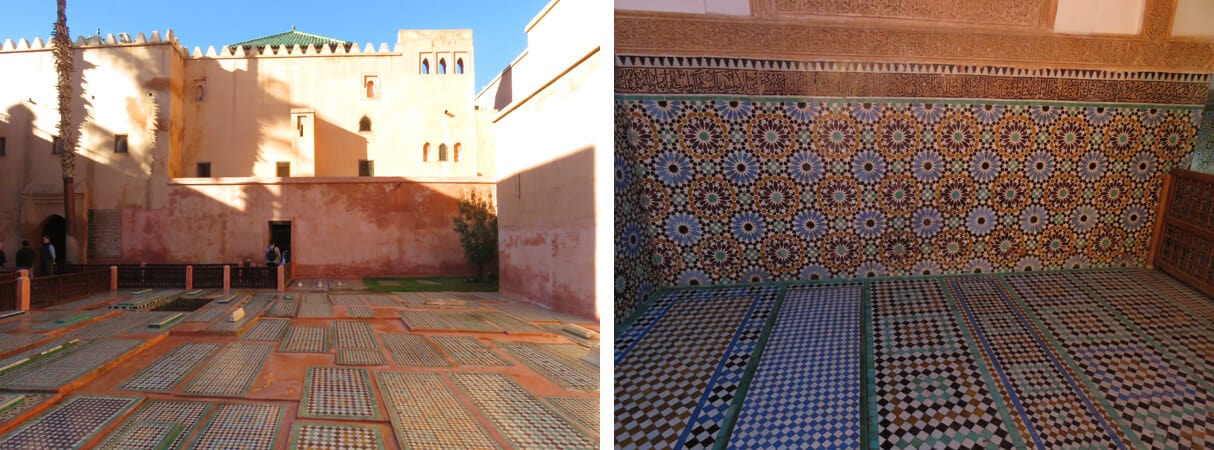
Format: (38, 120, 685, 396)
(52, 136, 63, 154)
(197, 162, 211, 177)
(0, 137, 6, 157)
(359, 160, 374, 177)
(114, 134, 128, 153)
(276, 161, 291, 177)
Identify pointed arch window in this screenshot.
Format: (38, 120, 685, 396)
(423, 142, 430, 162)
(359, 116, 371, 132)
(455, 58, 464, 74)
(438, 58, 447, 74)
(421, 58, 430, 74)
(438, 143, 449, 161)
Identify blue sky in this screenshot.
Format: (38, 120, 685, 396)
(2, 0, 553, 92)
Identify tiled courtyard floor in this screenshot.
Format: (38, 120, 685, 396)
(616, 269, 1214, 449)
(0, 285, 599, 449)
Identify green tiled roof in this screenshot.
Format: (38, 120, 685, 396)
(228, 28, 350, 49)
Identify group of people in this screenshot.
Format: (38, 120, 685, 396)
(0, 236, 58, 276)
(264, 242, 288, 268)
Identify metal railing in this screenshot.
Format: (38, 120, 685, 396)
(232, 266, 277, 289)
(28, 269, 110, 309)
(0, 279, 15, 311)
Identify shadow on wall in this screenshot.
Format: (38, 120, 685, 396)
(493, 66, 513, 111)
(496, 144, 596, 319)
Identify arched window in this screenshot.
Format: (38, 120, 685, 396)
(423, 143, 430, 162)
(194, 84, 205, 102)
(438, 58, 447, 74)
(438, 143, 448, 161)
(455, 58, 464, 74)
(421, 59, 430, 74)
(359, 116, 371, 132)
(454, 143, 461, 162)
(365, 79, 375, 98)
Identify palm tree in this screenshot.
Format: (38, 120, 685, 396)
(51, 0, 75, 256)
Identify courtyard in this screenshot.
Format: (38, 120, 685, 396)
(0, 283, 599, 448)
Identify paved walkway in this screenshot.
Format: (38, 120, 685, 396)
(0, 285, 599, 449)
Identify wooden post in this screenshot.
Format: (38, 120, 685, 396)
(223, 265, 231, 293)
(276, 265, 285, 292)
(185, 265, 193, 290)
(16, 270, 30, 312)
(110, 265, 118, 292)
(1147, 172, 1175, 269)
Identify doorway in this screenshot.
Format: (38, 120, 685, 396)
(269, 221, 292, 264)
(39, 215, 67, 265)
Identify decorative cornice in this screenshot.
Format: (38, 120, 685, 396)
(615, 56, 1209, 105)
(614, 12, 1214, 73)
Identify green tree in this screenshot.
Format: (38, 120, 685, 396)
(452, 190, 498, 281)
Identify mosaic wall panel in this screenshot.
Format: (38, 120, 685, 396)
(615, 68, 1202, 321)
(1192, 109, 1214, 175)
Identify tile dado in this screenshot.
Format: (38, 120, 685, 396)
(615, 91, 1199, 320)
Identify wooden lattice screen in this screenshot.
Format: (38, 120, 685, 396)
(1152, 168, 1214, 298)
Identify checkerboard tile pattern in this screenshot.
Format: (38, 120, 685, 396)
(337, 349, 387, 366)
(183, 342, 273, 397)
(266, 300, 299, 318)
(333, 321, 378, 349)
(729, 284, 862, 449)
(496, 342, 598, 392)
(97, 399, 212, 450)
(615, 289, 760, 449)
(241, 318, 291, 341)
(547, 397, 599, 435)
(299, 298, 334, 318)
(290, 422, 384, 450)
(429, 336, 511, 366)
(0, 393, 52, 424)
(191, 402, 283, 449)
(281, 325, 330, 353)
(0, 338, 144, 390)
(0, 395, 139, 448)
(381, 333, 450, 367)
(346, 306, 375, 318)
(451, 372, 596, 448)
(120, 342, 221, 393)
(377, 371, 502, 449)
(330, 294, 364, 306)
(301, 366, 381, 419)
(871, 279, 1021, 448)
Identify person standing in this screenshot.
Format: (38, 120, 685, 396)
(264, 243, 281, 268)
(40, 236, 56, 276)
(15, 240, 34, 273)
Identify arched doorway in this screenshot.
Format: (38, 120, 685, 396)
(39, 215, 66, 265)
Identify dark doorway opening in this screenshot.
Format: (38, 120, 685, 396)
(269, 221, 292, 264)
(40, 215, 67, 265)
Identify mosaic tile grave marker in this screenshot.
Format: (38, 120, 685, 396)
(376, 371, 501, 449)
(333, 321, 377, 349)
(281, 325, 330, 353)
(547, 397, 599, 435)
(191, 402, 283, 450)
(380, 333, 449, 367)
(183, 342, 273, 397)
(241, 318, 290, 341)
(430, 335, 512, 366)
(497, 342, 598, 392)
(119, 342, 221, 393)
(397, 310, 451, 330)
(346, 306, 374, 318)
(0, 395, 139, 449)
(290, 422, 385, 450)
(0, 338, 143, 391)
(301, 366, 380, 419)
(96, 399, 212, 450)
(363, 295, 400, 307)
(452, 372, 596, 448)
(266, 300, 299, 318)
(337, 349, 387, 366)
(330, 294, 364, 306)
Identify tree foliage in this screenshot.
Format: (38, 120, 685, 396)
(452, 190, 498, 280)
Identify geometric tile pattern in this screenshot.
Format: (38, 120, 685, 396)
(451, 372, 596, 448)
(330, 295, 364, 306)
(728, 284, 862, 449)
(546, 397, 599, 435)
(0, 333, 48, 357)
(191, 403, 283, 450)
(433, 311, 502, 332)
(332, 321, 378, 349)
(265, 301, 299, 318)
(281, 325, 330, 353)
(0, 395, 139, 449)
(871, 279, 1022, 448)
(474, 311, 544, 333)
(376, 371, 502, 449)
(299, 301, 334, 318)
(495, 342, 598, 392)
(363, 295, 401, 307)
(429, 336, 511, 366)
(614, 287, 768, 449)
(204, 296, 272, 334)
(96, 399, 212, 450)
(241, 318, 291, 341)
(0, 338, 144, 390)
(290, 422, 384, 450)
(492, 303, 590, 323)
(182, 342, 273, 397)
(62, 312, 161, 340)
(300, 367, 380, 419)
(614, 93, 1198, 321)
(336, 349, 387, 366)
(346, 306, 375, 318)
(380, 334, 450, 367)
(119, 342, 221, 393)
(397, 310, 451, 330)
(0, 393, 53, 424)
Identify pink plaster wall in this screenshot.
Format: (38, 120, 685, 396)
(101, 178, 493, 279)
